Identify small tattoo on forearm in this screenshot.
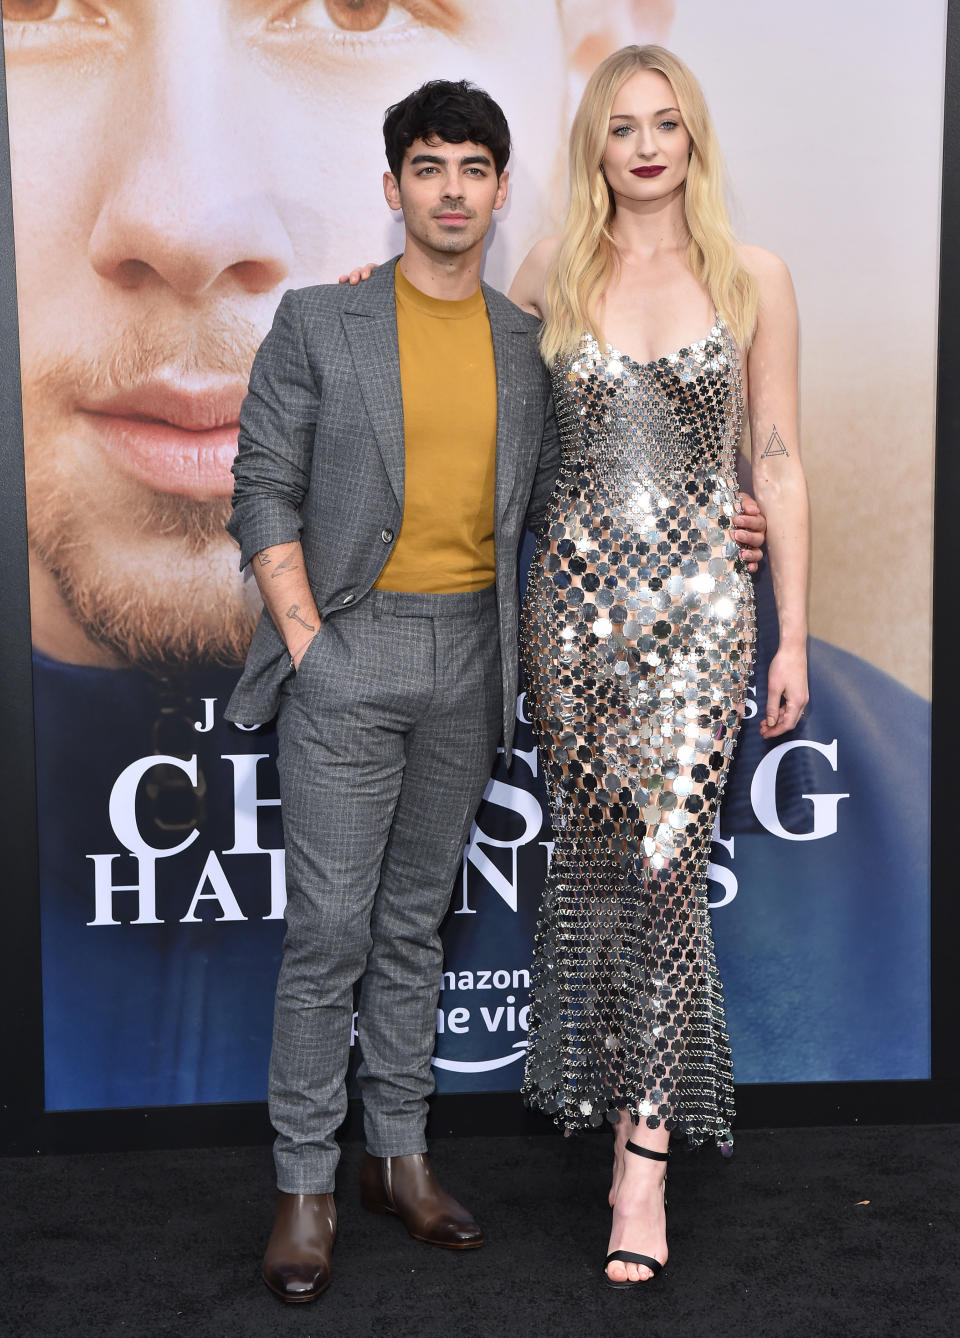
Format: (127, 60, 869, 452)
(256, 550, 272, 567)
(270, 552, 300, 580)
(760, 425, 790, 459)
(286, 604, 315, 632)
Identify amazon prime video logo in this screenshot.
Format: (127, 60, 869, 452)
(432, 966, 531, 1075)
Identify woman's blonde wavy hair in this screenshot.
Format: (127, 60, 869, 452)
(540, 45, 758, 364)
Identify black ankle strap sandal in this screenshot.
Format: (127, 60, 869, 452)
(604, 1141, 670, 1288)
(624, 1141, 670, 1162)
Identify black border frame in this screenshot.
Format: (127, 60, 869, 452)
(0, 20, 45, 1157)
(930, 0, 960, 1113)
(2, 12, 958, 1157)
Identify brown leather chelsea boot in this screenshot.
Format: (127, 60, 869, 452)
(262, 1190, 337, 1303)
(359, 1152, 484, 1249)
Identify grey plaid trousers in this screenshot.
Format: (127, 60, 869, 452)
(270, 586, 502, 1193)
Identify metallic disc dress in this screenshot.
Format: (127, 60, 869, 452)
(520, 321, 755, 1148)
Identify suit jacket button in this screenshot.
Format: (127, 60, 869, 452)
(381, 528, 394, 544)
(342, 594, 355, 605)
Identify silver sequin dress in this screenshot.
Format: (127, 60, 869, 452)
(520, 321, 755, 1148)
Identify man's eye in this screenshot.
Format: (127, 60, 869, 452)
(272, 0, 410, 33)
(2, 0, 100, 20)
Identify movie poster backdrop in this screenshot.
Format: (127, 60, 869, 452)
(1, 0, 941, 1111)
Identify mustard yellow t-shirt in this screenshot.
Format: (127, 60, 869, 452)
(375, 266, 497, 592)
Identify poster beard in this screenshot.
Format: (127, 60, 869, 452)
(24, 318, 264, 670)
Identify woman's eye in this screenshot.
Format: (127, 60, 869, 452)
(272, 0, 409, 33)
(659, 120, 679, 131)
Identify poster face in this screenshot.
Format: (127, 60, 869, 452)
(2, 0, 939, 1111)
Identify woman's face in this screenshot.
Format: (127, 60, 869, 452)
(601, 68, 691, 205)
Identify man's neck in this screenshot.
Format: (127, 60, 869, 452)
(398, 238, 483, 302)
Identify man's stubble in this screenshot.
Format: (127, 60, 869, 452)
(24, 317, 265, 670)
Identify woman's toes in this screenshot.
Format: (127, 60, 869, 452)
(606, 1256, 657, 1284)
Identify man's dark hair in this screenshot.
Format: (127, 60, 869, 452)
(383, 80, 511, 180)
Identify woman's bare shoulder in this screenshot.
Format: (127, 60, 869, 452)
(526, 235, 561, 267)
(737, 242, 793, 291)
(508, 236, 560, 317)
(738, 244, 798, 353)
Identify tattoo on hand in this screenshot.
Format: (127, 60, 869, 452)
(760, 425, 790, 459)
(270, 552, 300, 580)
(286, 604, 315, 632)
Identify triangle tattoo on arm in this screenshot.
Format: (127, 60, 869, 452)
(760, 424, 790, 458)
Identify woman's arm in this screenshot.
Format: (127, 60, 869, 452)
(742, 245, 810, 738)
(507, 237, 558, 318)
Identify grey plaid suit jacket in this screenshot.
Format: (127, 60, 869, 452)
(225, 257, 559, 761)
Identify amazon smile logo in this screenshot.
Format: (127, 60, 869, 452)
(433, 1041, 528, 1074)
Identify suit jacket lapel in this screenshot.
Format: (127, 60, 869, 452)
(339, 265, 533, 523)
(341, 258, 405, 508)
(483, 281, 533, 530)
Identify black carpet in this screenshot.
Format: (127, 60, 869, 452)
(2, 1125, 958, 1338)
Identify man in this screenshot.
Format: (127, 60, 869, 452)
(3, 0, 682, 1112)
(226, 79, 560, 1302)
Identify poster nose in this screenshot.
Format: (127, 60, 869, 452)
(85, 37, 294, 297)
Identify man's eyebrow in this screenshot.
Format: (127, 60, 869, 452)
(409, 153, 493, 167)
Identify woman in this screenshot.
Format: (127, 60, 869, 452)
(508, 44, 809, 1287)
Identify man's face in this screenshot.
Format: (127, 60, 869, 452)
(1, 0, 649, 667)
(384, 139, 508, 261)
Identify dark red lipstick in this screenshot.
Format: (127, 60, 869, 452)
(631, 166, 667, 177)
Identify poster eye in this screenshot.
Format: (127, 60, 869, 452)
(1, 0, 100, 19)
(274, 0, 406, 34)
(3, 1, 60, 18)
(322, 0, 391, 30)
